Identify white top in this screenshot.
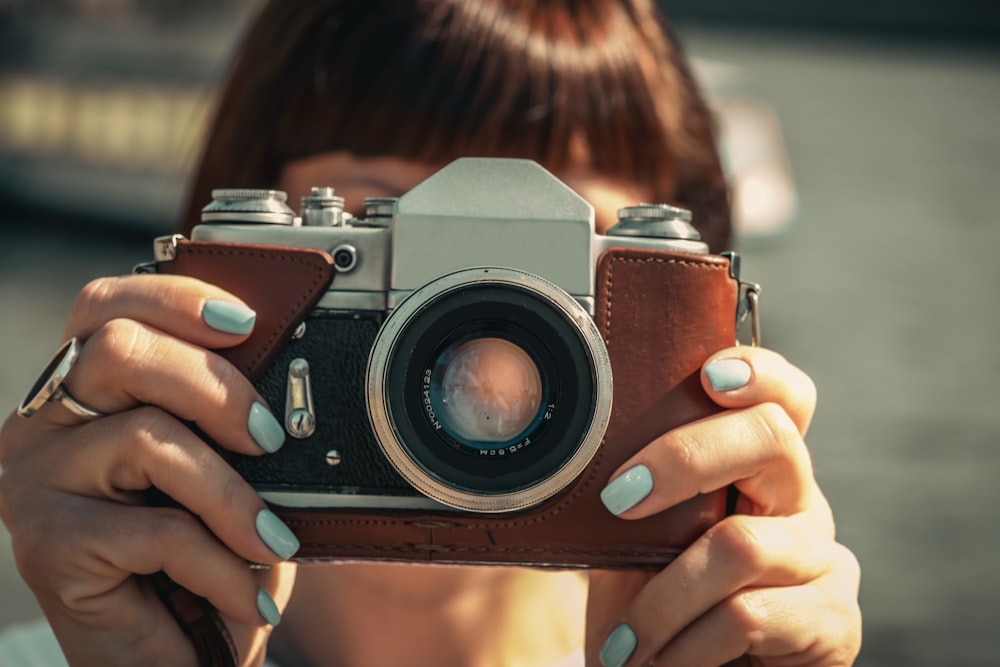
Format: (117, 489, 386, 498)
(0, 618, 585, 667)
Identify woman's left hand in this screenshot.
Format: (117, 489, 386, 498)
(585, 347, 862, 667)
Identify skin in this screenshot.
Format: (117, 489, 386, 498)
(0, 154, 861, 667)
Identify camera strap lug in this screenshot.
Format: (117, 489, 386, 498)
(154, 234, 185, 262)
(722, 251, 762, 347)
(740, 281, 762, 347)
(132, 234, 186, 274)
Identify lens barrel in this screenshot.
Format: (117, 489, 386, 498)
(367, 268, 612, 513)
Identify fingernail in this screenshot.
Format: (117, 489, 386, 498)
(256, 508, 300, 560)
(705, 358, 752, 392)
(600, 623, 637, 667)
(203, 300, 256, 335)
(248, 402, 285, 453)
(600, 464, 653, 516)
(256, 588, 282, 626)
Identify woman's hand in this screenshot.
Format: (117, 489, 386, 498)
(0, 275, 299, 667)
(586, 347, 862, 667)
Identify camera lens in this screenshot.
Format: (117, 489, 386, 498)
(367, 267, 612, 513)
(430, 337, 544, 446)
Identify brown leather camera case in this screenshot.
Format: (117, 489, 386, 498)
(160, 240, 739, 570)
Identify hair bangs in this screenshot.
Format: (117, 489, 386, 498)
(276, 0, 675, 193)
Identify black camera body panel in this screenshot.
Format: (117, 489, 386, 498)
(229, 312, 416, 497)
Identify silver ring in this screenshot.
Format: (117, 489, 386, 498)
(18, 337, 105, 421)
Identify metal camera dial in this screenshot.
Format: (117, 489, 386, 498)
(203, 189, 296, 225)
(608, 203, 701, 240)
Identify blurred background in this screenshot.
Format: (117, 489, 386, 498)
(1, 1, 998, 665)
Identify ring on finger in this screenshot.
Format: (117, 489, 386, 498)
(18, 337, 105, 421)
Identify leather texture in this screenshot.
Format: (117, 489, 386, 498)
(157, 239, 335, 380)
(229, 313, 416, 493)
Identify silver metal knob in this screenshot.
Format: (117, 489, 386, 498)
(202, 189, 296, 225)
(302, 187, 347, 227)
(607, 204, 701, 241)
(355, 197, 396, 227)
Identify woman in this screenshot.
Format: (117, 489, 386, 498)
(0, 1, 861, 665)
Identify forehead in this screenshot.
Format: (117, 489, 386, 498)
(277, 152, 655, 234)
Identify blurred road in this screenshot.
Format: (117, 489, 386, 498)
(1, 27, 999, 666)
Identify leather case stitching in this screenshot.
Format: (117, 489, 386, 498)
(298, 544, 680, 557)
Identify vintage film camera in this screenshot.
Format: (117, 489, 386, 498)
(143, 158, 759, 569)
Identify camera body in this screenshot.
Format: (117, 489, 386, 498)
(149, 158, 753, 568)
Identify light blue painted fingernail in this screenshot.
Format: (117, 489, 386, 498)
(248, 402, 285, 453)
(600, 623, 637, 667)
(203, 300, 256, 335)
(600, 464, 653, 516)
(256, 508, 300, 560)
(705, 358, 752, 392)
(256, 588, 282, 626)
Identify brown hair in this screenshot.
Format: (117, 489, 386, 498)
(183, 0, 731, 250)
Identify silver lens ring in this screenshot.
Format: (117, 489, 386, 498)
(366, 267, 612, 513)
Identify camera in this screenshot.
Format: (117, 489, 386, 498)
(145, 158, 758, 568)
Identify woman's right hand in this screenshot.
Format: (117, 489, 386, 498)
(0, 274, 300, 667)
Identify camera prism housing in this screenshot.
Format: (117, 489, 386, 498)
(148, 158, 754, 569)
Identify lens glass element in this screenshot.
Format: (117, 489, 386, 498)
(429, 336, 544, 447)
